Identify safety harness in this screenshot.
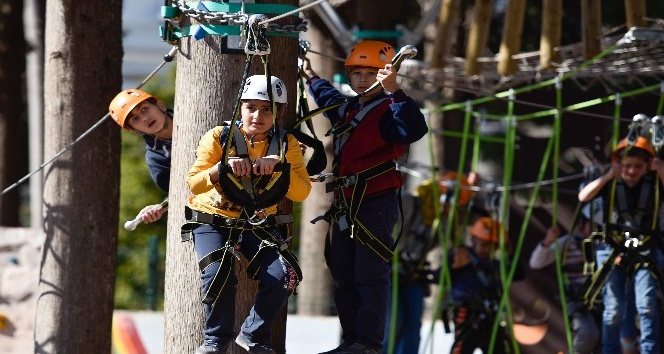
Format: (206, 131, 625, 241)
(310, 97, 400, 262)
(180, 16, 302, 304)
(579, 174, 664, 310)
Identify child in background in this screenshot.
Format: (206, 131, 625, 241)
(109, 89, 172, 223)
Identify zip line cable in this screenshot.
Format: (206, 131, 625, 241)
(258, 0, 329, 25)
(1, 46, 179, 196)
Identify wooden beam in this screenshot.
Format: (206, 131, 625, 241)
(540, 0, 562, 70)
(625, 0, 646, 29)
(497, 0, 526, 76)
(581, 0, 602, 59)
(431, 0, 460, 69)
(465, 0, 493, 76)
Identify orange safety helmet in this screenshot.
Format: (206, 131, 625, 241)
(108, 89, 156, 130)
(438, 172, 474, 207)
(469, 217, 503, 244)
(344, 40, 396, 69)
(611, 136, 656, 162)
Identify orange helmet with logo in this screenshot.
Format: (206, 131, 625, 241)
(108, 89, 155, 130)
(345, 41, 396, 69)
(469, 217, 503, 244)
(611, 137, 655, 162)
(439, 172, 474, 207)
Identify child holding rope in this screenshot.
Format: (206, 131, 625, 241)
(300, 40, 428, 354)
(183, 75, 311, 354)
(579, 136, 664, 354)
(109, 89, 172, 224)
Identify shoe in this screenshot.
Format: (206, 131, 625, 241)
(318, 342, 352, 354)
(234, 333, 276, 354)
(338, 343, 381, 354)
(196, 339, 228, 354)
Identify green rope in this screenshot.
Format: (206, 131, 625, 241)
(613, 93, 623, 148)
(423, 128, 450, 354)
(432, 43, 620, 114)
(552, 77, 575, 352)
(489, 90, 519, 354)
(517, 83, 659, 121)
(657, 83, 664, 115)
(495, 122, 556, 354)
(436, 130, 506, 144)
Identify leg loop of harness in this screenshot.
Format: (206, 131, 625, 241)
(199, 238, 240, 305)
(182, 207, 298, 303)
(245, 228, 303, 288)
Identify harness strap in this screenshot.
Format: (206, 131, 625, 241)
(615, 175, 652, 226)
(329, 98, 389, 151)
(244, 228, 303, 284)
(183, 207, 292, 231)
(184, 208, 299, 304)
(314, 161, 398, 262)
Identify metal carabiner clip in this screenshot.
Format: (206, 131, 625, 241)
(248, 209, 268, 226)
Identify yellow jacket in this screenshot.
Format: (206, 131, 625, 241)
(187, 125, 311, 218)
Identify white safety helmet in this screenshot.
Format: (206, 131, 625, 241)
(241, 75, 287, 104)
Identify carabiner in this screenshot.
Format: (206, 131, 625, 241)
(248, 209, 268, 226)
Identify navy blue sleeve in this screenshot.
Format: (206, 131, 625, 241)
(378, 90, 428, 145)
(308, 78, 346, 124)
(145, 146, 170, 193)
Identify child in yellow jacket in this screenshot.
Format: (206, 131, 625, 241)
(184, 75, 311, 354)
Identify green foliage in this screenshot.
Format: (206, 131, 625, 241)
(115, 67, 175, 310)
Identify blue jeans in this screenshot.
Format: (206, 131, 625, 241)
(193, 224, 292, 345)
(568, 301, 599, 354)
(596, 245, 661, 354)
(382, 282, 426, 354)
(328, 191, 399, 348)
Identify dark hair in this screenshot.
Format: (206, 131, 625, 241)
(618, 147, 653, 162)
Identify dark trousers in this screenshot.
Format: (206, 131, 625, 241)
(328, 191, 399, 348)
(193, 224, 292, 345)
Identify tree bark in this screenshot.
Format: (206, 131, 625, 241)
(35, 0, 122, 353)
(0, 0, 26, 226)
(164, 1, 297, 353)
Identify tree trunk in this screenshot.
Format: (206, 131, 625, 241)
(34, 0, 122, 353)
(0, 0, 26, 226)
(164, 1, 298, 353)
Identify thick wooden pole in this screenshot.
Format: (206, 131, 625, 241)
(465, 0, 493, 76)
(431, 0, 460, 69)
(625, 0, 646, 29)
(497, 0, 526, 76)
(581, 0, 602, 59)
(540, 0, 562, 70)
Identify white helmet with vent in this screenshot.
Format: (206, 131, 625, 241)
(241, 75, 287, 104)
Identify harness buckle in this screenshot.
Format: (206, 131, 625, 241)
(248, 209, 268, 226)
(228, 246, 241, 260)
(312, 172, 333, 182)
(624, 231, 639, 248)
(343, 175, 357, 187)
